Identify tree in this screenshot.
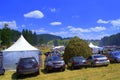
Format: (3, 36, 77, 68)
(33, 32, 37, 45)
(39, 36, 45, 46)
(63, 36, 92, 63)
(1, 25, 11, 47)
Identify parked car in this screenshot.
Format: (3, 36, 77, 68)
(44, 56, 65, 72)
(67, 56, 88, 69)
(107, 51, 120, 63)
(0, 52, 5, 75)
(16, 57, 40, 77)
(87, 54, 110, 67)
(0, 64, 5, 75)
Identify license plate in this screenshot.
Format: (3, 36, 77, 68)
(26, 65, 32, 68)
(55, 66, 60, 68)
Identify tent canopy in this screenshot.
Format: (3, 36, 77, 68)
(89, 43, 96, 48)
(2, 35, 41, 70)
(3, 35, 38, 52)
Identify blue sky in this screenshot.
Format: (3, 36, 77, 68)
(0, 0, 120, 40)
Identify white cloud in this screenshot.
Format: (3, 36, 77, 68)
(50, 31, 68, 35)
(50, 22, 62, 26)
(67, 26, 106, 33)
(90, 26, 106, 32)
(21, 24, 26, 28)
(50, 8, 56, 12)
(24, 10, 44, 19)
(97, 19, 109, 24)
(110, 19, 120, 27)
(68, 26, 91, 33)
(32, 28, 47, 33)
(0, 20, 17, 29)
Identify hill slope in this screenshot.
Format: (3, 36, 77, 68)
(37, 34, 62, 44)
(99, 33, 120, 46)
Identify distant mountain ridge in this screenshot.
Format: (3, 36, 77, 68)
(99, 33, 120, 46)
(37, 34, 62, 44)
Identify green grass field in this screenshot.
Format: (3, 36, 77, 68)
(0, 55, 120, 80)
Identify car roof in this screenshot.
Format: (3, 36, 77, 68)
(92, 54, 104, 56)
(20, 57, 35, 60)
(72, 56, 84, 58)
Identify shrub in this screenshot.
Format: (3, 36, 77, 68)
(63, 36, 92, 63)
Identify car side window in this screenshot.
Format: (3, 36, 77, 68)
(87, 56, 92, 60)
(48, 58, 52, 61)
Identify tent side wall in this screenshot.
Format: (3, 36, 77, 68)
(3, 50, 41, 70)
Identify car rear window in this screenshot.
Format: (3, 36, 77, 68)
(93, 55, 105, 58)
(74, 57, 85, 61)
(113, 52, 120, 56)
(48, 56, 61, 61)
(20, 58, 37, 64)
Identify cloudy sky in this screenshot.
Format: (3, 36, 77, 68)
(0, 0, 120, 40)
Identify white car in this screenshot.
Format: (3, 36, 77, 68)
(87, 54, 110, 67)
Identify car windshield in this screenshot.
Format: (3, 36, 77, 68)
(113, 52, 120, 56)
(93, 55, 105, 58)
(20, 58, 36, 64)
(49, 56, 61, 61)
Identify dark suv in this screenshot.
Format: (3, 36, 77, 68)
(44, 56, 65, 72)
(16, 57, 40, 77)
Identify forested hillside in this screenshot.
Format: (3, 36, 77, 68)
(99, 33, 120, 46)
(0, 27, 62, 47)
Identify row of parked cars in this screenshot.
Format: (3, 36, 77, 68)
(1, 51, 120, 78)
(44, 53, 110, 72)
(44, 50, 120, 71)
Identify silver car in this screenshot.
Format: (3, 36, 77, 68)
(87, 54, 110, 67)
(44, 56, 65, 72)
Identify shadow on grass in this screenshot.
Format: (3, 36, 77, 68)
(41, 69, 65, 74)
(67, 66, 88, 71)
(11, 72, 38, 80)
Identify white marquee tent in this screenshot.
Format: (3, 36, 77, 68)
(89, 43, 102, 54)
(2, 35, 41, 70)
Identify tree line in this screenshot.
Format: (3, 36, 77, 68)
(0, 27, 63, 48)
(99, 33, 120, 46)
(0, 27, 38, 48)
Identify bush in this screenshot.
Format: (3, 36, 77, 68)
(63, 36, 92, 63)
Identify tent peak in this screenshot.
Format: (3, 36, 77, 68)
(3, 35, 39, 52)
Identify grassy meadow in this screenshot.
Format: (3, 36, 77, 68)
(0, 54, 120, 80)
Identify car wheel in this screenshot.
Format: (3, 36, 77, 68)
(46, 68, 49, 73)
(16, 73, 20, 78)
(71, 66, 74, 70)
(105, 64, 108, 67)
(85, 66, 87, 69)
(1, 69, 5, 75)
(91, 63, 94, 67)
(62, 68, 65, 71)
(115, 59, 119, 63)
(36, 70, 40, 75)
(61, 68, 65, 72)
